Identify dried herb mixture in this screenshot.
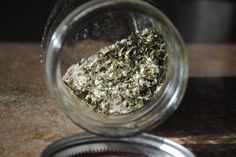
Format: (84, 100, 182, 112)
(63, 28, 168, 115)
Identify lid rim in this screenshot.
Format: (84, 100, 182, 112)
(40, 133, 196, 157)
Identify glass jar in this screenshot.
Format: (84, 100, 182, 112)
(42, 0, 188, 136)
(42, 0, 191, 156)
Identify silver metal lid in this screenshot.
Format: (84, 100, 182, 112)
(41, 133, 195, 157)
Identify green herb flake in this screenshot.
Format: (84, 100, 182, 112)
(63, 28, 168, 115)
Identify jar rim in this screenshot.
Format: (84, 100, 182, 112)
(44, 0, 188, 136)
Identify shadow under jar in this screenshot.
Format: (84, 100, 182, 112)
(41, 0, 192, 157)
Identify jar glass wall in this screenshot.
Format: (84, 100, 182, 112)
(42, 0, 188, 137)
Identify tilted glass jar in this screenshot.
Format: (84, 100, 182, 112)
(41, 0, 193, 156)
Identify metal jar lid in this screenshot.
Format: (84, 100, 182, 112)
(41, 133, 196, 157)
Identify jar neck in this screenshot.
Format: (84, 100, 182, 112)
(43, 0, 188, 137)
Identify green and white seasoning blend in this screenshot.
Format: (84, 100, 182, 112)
(63, 28, 168, 115)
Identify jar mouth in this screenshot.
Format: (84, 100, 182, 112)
(40, 133, 195, 157)
(44, 0, 188, 136)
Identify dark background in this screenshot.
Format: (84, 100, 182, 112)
(0, 0, 236, 43)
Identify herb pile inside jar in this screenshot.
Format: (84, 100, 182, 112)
(63, 28, 168, 116)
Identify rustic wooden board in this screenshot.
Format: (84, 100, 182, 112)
(0, 43, 236, 157)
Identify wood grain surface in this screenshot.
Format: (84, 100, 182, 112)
(0, 43, 236, 157)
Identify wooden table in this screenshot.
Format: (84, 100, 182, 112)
(0, 43, 236, 157)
